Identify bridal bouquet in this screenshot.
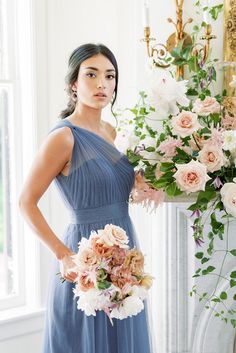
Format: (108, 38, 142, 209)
(70, 224, 153, 325)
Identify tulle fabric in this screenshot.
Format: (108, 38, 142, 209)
(41, 119, 154, 353)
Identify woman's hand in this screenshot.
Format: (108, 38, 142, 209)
(59, 251, 78, 283)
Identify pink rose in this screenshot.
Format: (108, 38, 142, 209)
(198, 144, 227, 172)
(97, 224, 129, 249)
(157, 137, 183, 157)
(171, 110, 203, 138)
(220, 181, 236, 217)
(173, 160, 211, 194)
(192, 97, 221, 116)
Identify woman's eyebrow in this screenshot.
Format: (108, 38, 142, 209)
(82, 66, 115, 72)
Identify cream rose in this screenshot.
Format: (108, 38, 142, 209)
(173, 160, 211, 194)
(192, 97, 221, 116)
(72, 248, 98, 270)
(198, 144, 227, 172)
(171, 110, 203, 138)
(97, 224, 129, 248)
(220, 181, 236, 217)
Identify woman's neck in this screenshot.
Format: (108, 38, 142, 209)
(70, 104, 103, 131)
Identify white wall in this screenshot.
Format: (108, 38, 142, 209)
(0, 1, 226, 353)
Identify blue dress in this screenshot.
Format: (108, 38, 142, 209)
(41, 119, 153, 353)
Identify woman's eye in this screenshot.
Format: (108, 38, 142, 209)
(86, 73, 96, 78)
(107, 75, 115, 80)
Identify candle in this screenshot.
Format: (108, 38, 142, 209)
(203, 0, 210, 24)
(142, 1, 150, 27)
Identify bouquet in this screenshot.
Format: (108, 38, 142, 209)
(70, 224, 153, 325)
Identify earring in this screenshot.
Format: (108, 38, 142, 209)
(71, 90, 77, 102)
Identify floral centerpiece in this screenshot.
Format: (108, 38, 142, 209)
(115, 2, 236, 327)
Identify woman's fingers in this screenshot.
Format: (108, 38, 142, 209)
(63, 270, 78, 283)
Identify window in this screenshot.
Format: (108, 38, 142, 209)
(0, 0, 33, 310)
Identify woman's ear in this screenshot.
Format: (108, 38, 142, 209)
(71, 82, 78, 91)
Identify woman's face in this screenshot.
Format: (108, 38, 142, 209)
(72, 53, 116, 110)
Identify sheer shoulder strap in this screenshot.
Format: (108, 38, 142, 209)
(47, 120, 82, 177)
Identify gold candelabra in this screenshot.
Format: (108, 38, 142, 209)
(141, 0, 216, 80)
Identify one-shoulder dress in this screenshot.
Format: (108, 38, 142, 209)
(41, 119, 153, 353)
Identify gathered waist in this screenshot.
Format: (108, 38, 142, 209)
(70, 201, 129, 225)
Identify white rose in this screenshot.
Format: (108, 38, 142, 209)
(222, 130, 236, 151)
(115, 129, 140, 153)
(220, 182, 236, 217)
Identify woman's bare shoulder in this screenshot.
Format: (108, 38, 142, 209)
(104, 121, 117, 141)
(46, 125, 74, 149)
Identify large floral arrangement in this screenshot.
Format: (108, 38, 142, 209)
(70, 224, 153, 326)
(115, 2, 236, 327)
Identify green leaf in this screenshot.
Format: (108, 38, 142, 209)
(160, 162, 175, 172)
(233, 294, 236, 301)
(230, 249, 236, 256)
(202, 266, 215, 275)
(231, 319, 236, 328)
(211, 298, 220, 302)
(230, 279, 236, 288)
(145, 146, 156, 152)
(187, 88, 199, 96)
(165, 182, 182, 197)
(170, 46, 181, 58)
(220, 292, 227, 300)
(209, 4, 224, 21)
(97, 280, 111, 290)
(195, 252, 204, 259)
(201, 257, 210, 264)
(230, 271, 236, 278)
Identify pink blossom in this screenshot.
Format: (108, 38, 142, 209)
(192, 97, 221, 116)
(157, 137, 183, 158)
(207, 128, 224, 146)
(221, 115, 236, 130)
(130, 170, 165, 209)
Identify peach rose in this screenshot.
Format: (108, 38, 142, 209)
(198, 144, 227, 172)
(78, 273, 95, 291)
(220, 180, 236, 217)
(110, 267, 135, 289)
(171, 110, 203, 138)
(123, 249, 144, 275)
(109, 246, 126, 266)
(192, 97, 221, 116)
(173, 160, 211, 194)
(91, 236, 114, 258)
(74, 248, 98, 270)
(97, 224, 129, 249)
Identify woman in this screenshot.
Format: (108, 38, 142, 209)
(19, 43, 153, 353)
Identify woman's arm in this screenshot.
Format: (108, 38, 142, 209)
(19, 126, 77, 282)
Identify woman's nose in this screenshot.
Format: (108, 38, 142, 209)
(96, 77, 106, 89)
